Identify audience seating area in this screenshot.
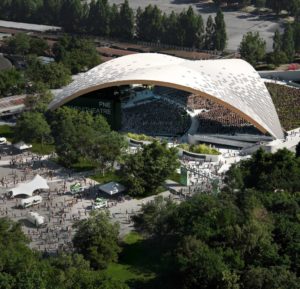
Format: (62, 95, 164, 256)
(121, 99, 191, 136)
(266, 83, 300, 131)
(122, 86, 264, 137)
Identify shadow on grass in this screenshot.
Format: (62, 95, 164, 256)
(118, 237, 166, 288)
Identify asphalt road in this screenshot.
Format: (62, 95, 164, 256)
(106, 0, 283, 51)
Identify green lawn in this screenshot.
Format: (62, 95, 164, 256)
(90, 170, 123, 184)
(30, 143, 55, 155)
(169, 172, 181, 183)
(104, 232, 160, 286)
(70, 158, 97, 172)
(0, 125, 14, 142)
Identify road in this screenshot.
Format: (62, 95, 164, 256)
(106, 0, 282, 51)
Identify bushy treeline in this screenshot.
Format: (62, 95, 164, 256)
(0, 34, 100, 97)
(134, 148, 300, 289)
(239, 22, 300, 66)
(0, 0, 227, 50)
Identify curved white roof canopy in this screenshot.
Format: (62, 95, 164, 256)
(49, 53, 284, 139)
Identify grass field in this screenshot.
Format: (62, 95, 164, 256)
(0, 125, 14, 142)
(90, 170, 123, 184)
(104, 232, 160, 287)
(31, 143, 55, 155)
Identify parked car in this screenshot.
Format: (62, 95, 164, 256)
(69, 183, 86, 195)
(27, 212, 46, 227)
(19, 195, 42, 208)
(92, 198, 107, 210)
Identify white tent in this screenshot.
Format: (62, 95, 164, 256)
(7, 174, 49, 198)
(14, 141, 32, 150)
(99, 182, 126, 196)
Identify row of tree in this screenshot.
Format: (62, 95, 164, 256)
(239, 23, 299, 66)
(0, 0, 227, 50)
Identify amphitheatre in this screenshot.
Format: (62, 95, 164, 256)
(50, 53, 284, 149)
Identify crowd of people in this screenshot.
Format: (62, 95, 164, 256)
(122, 98, 191, 136)
(266, 83, 300, 131)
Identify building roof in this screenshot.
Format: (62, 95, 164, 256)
(49, 53, 284, 139)
(0, 20, 61, 32)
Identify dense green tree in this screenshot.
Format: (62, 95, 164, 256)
(225, 148, 300, 193)
(136, 5, 163, 42)
(29, 37, 49, 56)
(24, 84, 53, 113)
(282, 24, 295, 62)
(122, 141, 179, 197)
(60, 0, 84, 33)
(87, 0, 111, 36)
(269, 29, 288, 66)
(177, 7, 204, 48)
(109, 4, 120, 38)
(53, 36, 101, 74)
(239, 31, 266, 66)
(15, 111, 52, 145)
(26, 57, 71, 89)
(205, 15, 215, 50)
(36, 0, 62, 24)
(0, 68, 25, 97)
(5, 33, 30, 55)
(49, 107, 123, 168)
(118, 0, 134, 40)
(73, 211, 120, 269)
(161, 11, 178, 45)
(214, 9, 227, 51)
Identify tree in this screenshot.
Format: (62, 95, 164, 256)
(73, 211, 120, 269)
(239, 32, 266, 66)
(6, 33, 30, 55)
(122, 141, 179, 197)
(86, 0, 111, 36)
(25, 57, 71, 89)
(118, 0, 134, 40)
(60, 0, 84, 33)
(0, 68, 25, 96)
(296, 141, 300, 158)
(270, 29, 288, 66)
(176, 7, 204, 48)
(53, 36, 101, 74)
(14, 112, 52, 145)
(29, 37, 49, 55)
(50, 107, 120, 168)
(136, 5, 163, 42)
(225, 148, 300, 193)
(24, 84, 53, 113)
(282, 24, 295, 62)
(205, 15, 215, 50)
(214, 9, 227, 51)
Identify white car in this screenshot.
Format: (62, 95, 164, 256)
(92, 198, 107, 210)
(27, 212, 46, 227)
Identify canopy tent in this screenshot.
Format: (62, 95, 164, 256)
(14, 141, 32, 150)
(7, 174, 49, 198)
(98, 182, 126, 196)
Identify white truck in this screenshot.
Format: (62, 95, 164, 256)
(19, 195, 42, 208)
(27, 212, 46, 227)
